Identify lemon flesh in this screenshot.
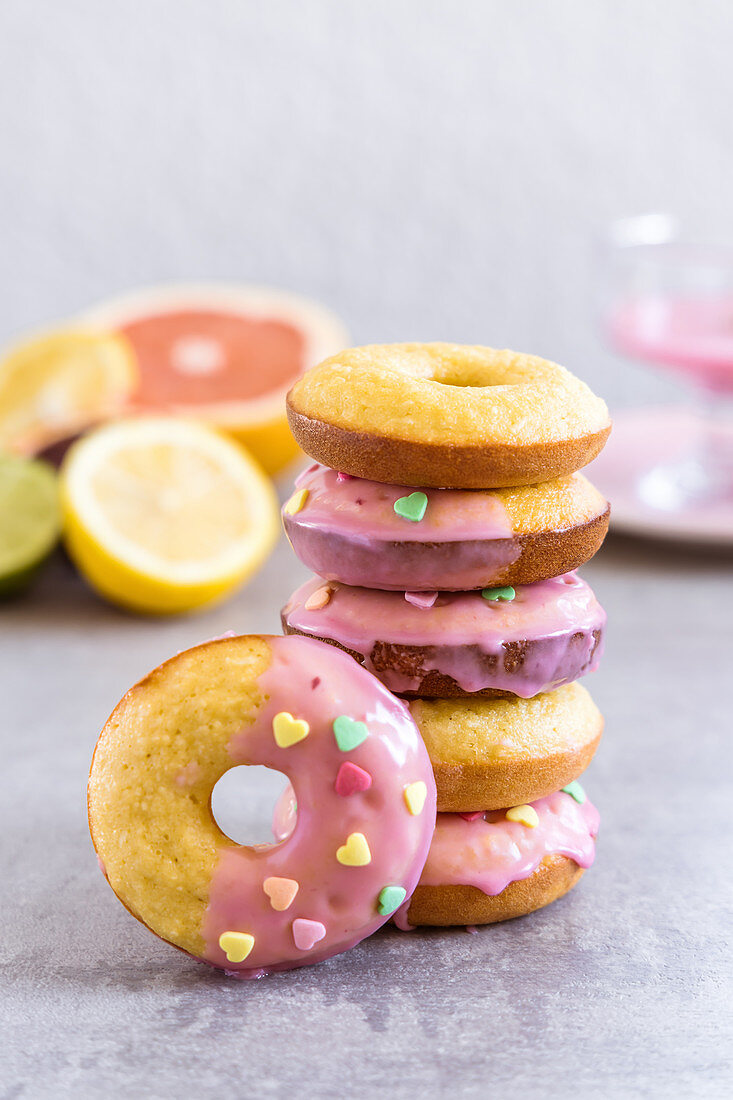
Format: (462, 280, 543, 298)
(60, 417, 279, 614)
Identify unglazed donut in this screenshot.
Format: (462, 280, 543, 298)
(283, 464, 610, 591)
(410, 683, 602, 812)
(282, 572, 605, 700)
(88, 634, 436, 977)
(404, 787, 599, 926)
(286, 344, 611, 488)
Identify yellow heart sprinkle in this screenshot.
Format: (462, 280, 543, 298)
(506, 804, 539, 828)
(272, 711, 310, 748)
(219, 931, 255, 962)
(283, 488, 309, 516)
(404, 781, 427, 816)
(336, 831, 372, 866)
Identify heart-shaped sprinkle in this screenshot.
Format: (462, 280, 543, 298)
(459, 810, 484, 822)
(334, 761, 372, 797)
(393, 492, 428, 522)
(272, 711, 310, 748)
(283, 488, 309, 516)
(304, 585, 332, 611)
(403, 781, 427, 816)
(292, 918, 327, 951)
(336, 471, 354, 482)
(481, 586, 516, 602)
(336, 831, 372, 866)
(263, 876, 299, 911)
(506, 804, 539, 828)
(405, 591, 438, 608)
(333, 715, 369, 752)
(562, 780, 586, 804)
(218, 931, 254, 962)
(377, 885, 407, 916)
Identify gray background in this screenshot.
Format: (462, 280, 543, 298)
(2, 2, 733, 1098)
(2, 0, 733, 408)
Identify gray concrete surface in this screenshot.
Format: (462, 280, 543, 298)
(2, 528, 732, 1099)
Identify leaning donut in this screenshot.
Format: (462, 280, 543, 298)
(286, 344, 611, 488)
(88, 634, 436, 977)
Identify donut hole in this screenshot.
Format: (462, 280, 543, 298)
(211, 765, 293, 846)
(434, 371, 491, 389)
(431, 360, 502, 389)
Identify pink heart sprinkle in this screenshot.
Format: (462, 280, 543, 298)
(292, 918, 327, 951)
(334, 761, 372, 797)
(459, 811, 484, 822)
(405, 591, 438, 609)
(336, 471, 354, 482)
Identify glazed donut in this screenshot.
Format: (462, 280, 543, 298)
(88, 634, 436, 977)
(403, 787, 599, 927)
(286, 344, 611, 489)
(408, 684, 603, 812)
(282, 464, 610, 592)
(282, 572, 605, 700)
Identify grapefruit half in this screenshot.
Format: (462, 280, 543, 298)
(80, 284, 348, 475)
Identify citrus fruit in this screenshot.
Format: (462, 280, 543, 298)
(79, 284, 348, 475)
(59, 417, 279, 614)
(0, 452, 60, 596)
(0, 329, 136, 455)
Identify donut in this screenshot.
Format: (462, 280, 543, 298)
(408, 684, 603, 812)
(282, 463, 610, 591)
(403, 787, 599, 927)
(87, 633, 436, 977)
(282, 572, 605, 700)
(286, 344, 611, 488)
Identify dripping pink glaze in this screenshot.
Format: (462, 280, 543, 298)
(284, 463, 520, 590)
(282, 572, 606, 697)
(393, 790, 600, 930)
(201, 635, 436, 978)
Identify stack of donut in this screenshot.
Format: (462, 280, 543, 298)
(283, 343, 612, 929)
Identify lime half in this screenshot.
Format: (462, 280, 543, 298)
(0, 453, 60, 596)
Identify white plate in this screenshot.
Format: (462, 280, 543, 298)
(587, 406, 733, 546)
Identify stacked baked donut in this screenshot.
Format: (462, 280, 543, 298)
(283, 343, 612, 929)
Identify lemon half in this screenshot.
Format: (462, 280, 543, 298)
(60, 417, 279, 614)
(0, 329, 136, 455)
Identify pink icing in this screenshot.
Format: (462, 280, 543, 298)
(284, 463, 520, 590)
(395, 790, 599, 929)
(282, 572, 606, 698)
(201, 635, 436, 977)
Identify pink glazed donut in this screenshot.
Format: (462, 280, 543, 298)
(88, 634, 436, 977)
(404, 787, 600, 927)
(282, 463, 610, 592)
(282, 572, 606, 698)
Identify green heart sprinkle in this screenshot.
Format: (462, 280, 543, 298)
(333, 715, 369, 752)
(562, 780, 586, 804)
(481, 586, 515, 602)
(377, 885, 407, 916)
(393, 492, 428, 522)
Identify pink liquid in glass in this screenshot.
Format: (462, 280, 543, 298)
(608, 293, 733, 394)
